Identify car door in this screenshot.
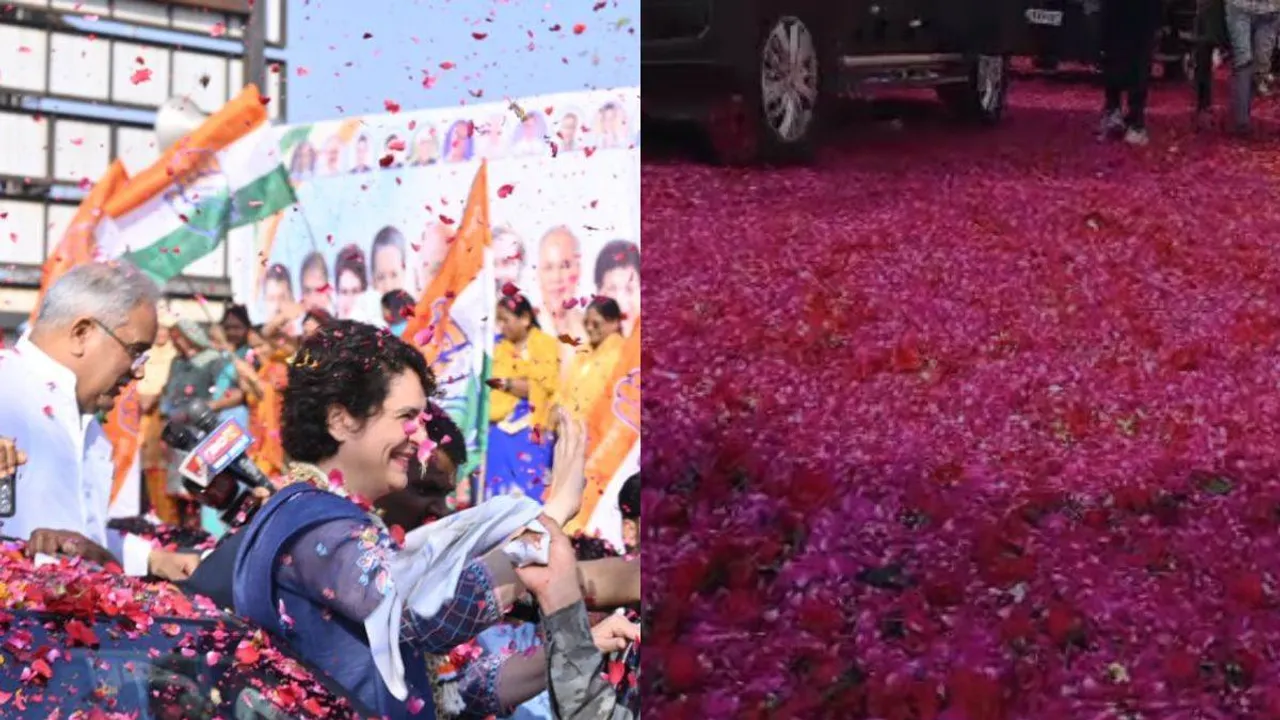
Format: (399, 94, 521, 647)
(835, 0, 975, 59)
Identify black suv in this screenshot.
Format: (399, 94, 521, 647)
(1024, 0, 1198, 78)
(643, 0, 1029, 163)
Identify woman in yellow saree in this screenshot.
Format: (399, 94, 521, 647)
(235, 327, 290, 480)
(484, 294, 561, 501)
(555, 297, 625, 421)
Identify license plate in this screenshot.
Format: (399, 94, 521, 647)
(1026, 9, 1064, 26)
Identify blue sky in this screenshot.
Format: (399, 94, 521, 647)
(282, 0, 640, 123)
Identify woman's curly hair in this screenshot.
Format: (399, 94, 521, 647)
(282, 319, 435, 463)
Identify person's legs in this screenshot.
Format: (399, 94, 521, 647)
(1125, 0, 1164, 134)
(1254, 12, 1280, 94)
(1194, 38, 1216, 113)
(1099, 0, 1127, 133)
(1225, 5, 1259, 131)
(1194, 0, 1219, 113)
(1255, 16, 1278, 92)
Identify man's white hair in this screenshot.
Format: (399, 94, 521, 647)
(36, 261, 160, 329)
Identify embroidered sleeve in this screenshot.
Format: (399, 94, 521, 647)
(277, 518, 396, 623)
(400, 559, 504, 654)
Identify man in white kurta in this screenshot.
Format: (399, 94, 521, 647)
(0, 262, 194, 580)
(0, 338, 154, 574)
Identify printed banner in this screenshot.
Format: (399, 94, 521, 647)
(230, 87, 642, 496)
(232, 88, 641, 348)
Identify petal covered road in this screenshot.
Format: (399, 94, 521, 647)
(643, 73, 1280, 718)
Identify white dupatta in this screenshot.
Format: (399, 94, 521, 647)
(363, 494, 546, 700)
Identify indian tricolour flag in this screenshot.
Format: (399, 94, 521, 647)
(95, 85, 296, 284)
(401, 161, 495, 501)
(565, 316, 641, 548)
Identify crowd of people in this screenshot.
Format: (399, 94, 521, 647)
(0, 261, 641, 720)
(126, 280, 632, 540)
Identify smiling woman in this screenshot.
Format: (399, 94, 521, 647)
(232, 320, 564, 719)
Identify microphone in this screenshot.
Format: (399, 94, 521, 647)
(161, 421, 203, 453)
(174, 417, 268, 528)
(186, 408, 272, 489)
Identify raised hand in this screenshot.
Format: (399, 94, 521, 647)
(543, 410, 587, 526)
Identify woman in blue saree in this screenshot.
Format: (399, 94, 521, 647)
(231, 321, 561, 719)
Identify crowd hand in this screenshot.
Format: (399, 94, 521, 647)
(513, 515, 582, 615)
(149, 549, 200, 581)
(26, 529, 116, 567)
(0, 437, 27, 477)
(543, 411, 587, 526)
(591, 614, 641, 654)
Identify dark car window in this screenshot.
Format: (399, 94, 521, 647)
(0, 611, 367, 719)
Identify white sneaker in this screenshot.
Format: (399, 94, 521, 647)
(1124, 127, 1149, 146)
(1098, 110, 1125, 139)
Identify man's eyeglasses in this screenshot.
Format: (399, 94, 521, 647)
(91, 318, 150, 374)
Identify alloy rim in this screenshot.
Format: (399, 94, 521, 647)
(760, 17, 819, 143)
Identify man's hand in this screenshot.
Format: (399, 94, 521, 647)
(513, 515, 582, 615)
(0, 436, 27, 478)
(26, 529, 116, 566)
(591, 614, 641, 654)
(148, 549, 200, 581)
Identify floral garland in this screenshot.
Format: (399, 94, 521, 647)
(282, 462, 464, 717)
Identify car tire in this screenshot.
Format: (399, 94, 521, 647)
(709, 9, 825, 166)
(938, 55, 1009, 125)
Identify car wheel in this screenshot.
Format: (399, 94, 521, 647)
(939, 54, 1009, 125)
(709, 12, 823, 165)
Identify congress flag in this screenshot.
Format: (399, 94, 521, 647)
(401, 162, 495, 490)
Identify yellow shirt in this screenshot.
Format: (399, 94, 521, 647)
(556, 333, 624, 421)
(489, 327, 561, 432)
